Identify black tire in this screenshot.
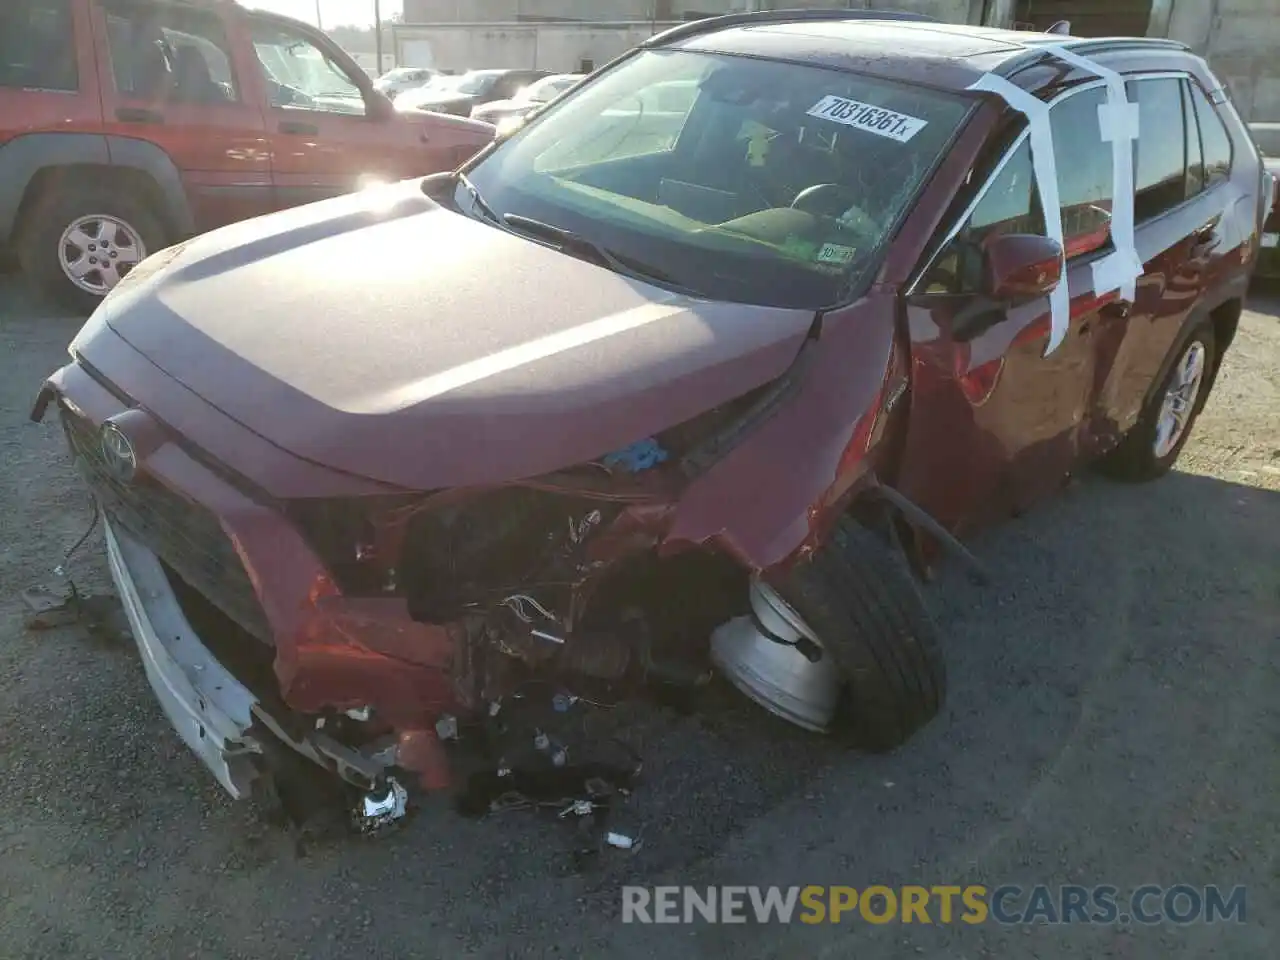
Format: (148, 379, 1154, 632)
(18, 182, 168, 314)
(1097, 324, 1216, 483)
(773, 516, 946, 753)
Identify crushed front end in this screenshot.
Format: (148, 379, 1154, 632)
(34, 364, 469, 824)
(31, 355, 775, 824)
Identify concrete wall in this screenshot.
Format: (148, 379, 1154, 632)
(404, 0, 979, 26)
(396, 21, 682, 72)
(397, 0, 987, 71)
(1160, 0, 1280, 122)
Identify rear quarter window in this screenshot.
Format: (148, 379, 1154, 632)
(0, 0, 77, 92)
(1190, 82, 1233, 188)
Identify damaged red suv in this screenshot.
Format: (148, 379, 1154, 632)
(33, 11, 1268, 825)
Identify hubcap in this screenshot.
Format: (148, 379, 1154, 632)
(58, 215, 146, 296)
(1153, 340, 1207, 459)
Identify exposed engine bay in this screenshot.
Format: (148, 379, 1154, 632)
(271, 433, 763, 843)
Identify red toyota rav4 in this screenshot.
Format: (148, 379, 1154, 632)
(0, 0, 493, 310)
(33, 11, 1269, 825)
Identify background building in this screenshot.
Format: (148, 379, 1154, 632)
(394, 0, 1277, 120)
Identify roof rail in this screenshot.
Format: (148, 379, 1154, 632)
(642, 8, 938, 49)
(995, 35, 1191, 79)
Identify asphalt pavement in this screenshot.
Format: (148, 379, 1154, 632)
(0, 275, 1276, 959)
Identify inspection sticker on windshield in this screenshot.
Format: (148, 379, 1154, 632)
(816, 243, 856, 265)
(806, 95, 928, 143)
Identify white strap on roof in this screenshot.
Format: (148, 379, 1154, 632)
(968, 44, 1143, 357)
(966, 73, 1071, 355)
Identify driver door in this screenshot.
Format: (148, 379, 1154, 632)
(896, 86, 1118, 537)
(245, 16, 444, 208)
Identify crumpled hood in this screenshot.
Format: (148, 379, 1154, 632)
(91, 180, 815, 490)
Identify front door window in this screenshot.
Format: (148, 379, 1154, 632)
(249, 21, 367, 117)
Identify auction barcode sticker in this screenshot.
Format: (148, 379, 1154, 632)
(806, 95, 928, 143)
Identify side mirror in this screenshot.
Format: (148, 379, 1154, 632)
(982, 233, 1063, 305)
(366, 89, 396, 121)
(950, 234, 1064, 343)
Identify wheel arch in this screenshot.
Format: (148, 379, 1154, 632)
(1205, 295, 1242, 393)
(0, 133, 195, 245)
(1143, 273, 1248, 413)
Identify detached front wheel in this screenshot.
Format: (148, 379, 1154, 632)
(713, 517, 946, 753)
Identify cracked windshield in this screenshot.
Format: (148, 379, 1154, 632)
(466, 49, 970, 308)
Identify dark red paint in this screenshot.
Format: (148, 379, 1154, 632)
(35, 27, 1266, 790)
(983, 233, 1064, 302)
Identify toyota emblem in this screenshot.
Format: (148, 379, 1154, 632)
(99, 422, 138, 482)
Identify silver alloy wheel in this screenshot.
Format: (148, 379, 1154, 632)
(58, 214, 146, 296)
(709, 580, 842, 733)
(1153, 339, 1207, 459)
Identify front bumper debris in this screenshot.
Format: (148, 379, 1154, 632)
(105, 517, 410, 831)
(104, 518, 261, 797)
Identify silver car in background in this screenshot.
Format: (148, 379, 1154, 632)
(470, 73, 585, 133)
(373, 66, 439, 100)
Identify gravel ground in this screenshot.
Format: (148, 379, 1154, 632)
(0, 276, 1276, 959)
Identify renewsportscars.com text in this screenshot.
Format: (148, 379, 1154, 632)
(621, 884, 1247, 925)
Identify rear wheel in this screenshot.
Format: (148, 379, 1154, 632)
(772, 517, 946, 752)
(19, 183, 166, 313)
(1098, 325, 1216, 482)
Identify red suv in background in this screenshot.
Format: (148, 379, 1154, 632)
(0, 0, 494, 309)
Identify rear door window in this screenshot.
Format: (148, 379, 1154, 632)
(1130, 77, 1191, 222)
(0, 0, 77, 91)
(104, 0, 238, 104)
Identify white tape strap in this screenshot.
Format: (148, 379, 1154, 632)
(967, 43, 1144, 357)
(1037, 43, 1142, 304)
(966, 73, 1071, 356)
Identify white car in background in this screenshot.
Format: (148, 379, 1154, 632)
(470, 73, 585, 133)
(1249, 122, 1280, 275)
(373, 66, 438, 100)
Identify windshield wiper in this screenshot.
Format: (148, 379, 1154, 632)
(502, 214, 695, 293)
(455, 172, 502, 226)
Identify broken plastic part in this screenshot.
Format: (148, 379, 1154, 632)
(552, 693, 577, 713)
(561, 799, 594, 818)
(434, 713, 459, 741)
(601, 438, 669, 473)
(351, 777, 408, 834)
(606, 831, 638, 850)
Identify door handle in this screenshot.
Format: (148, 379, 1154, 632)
(116, 106, 164, 124)
(1190, 233, 1221, 258)
(279, 120, 319, 136)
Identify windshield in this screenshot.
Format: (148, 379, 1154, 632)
(457, 70, 500, 95)
(464, 50, 971, 309)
